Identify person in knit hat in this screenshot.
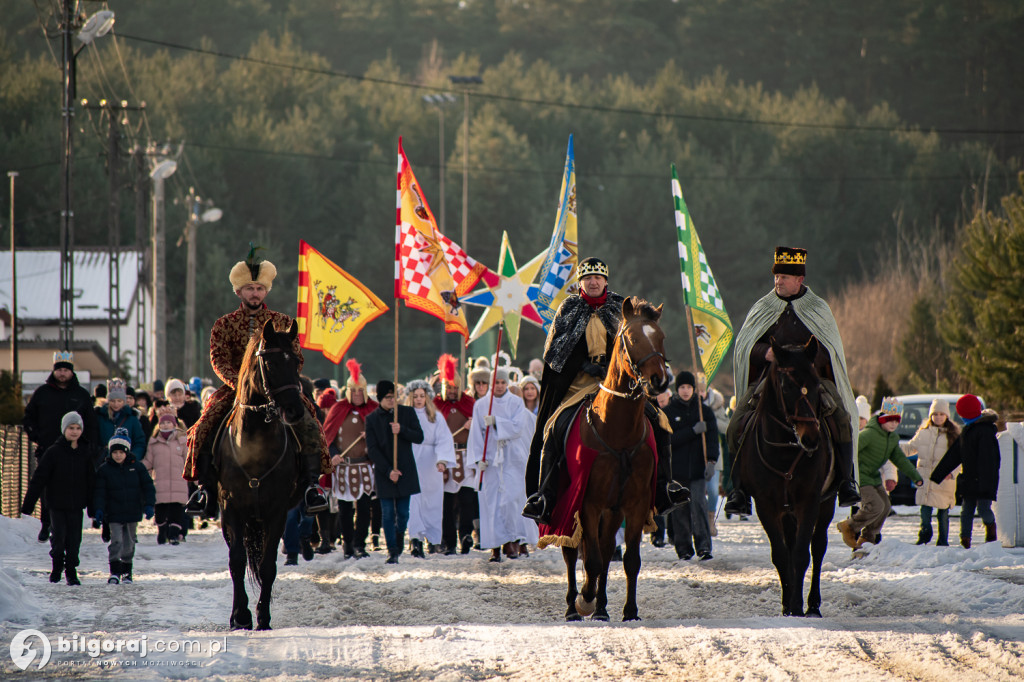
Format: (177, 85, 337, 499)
(21, 411, 96, 585)
(837, 397, 923, 550)
(94, 378, 147, 469)
(94, 427, 156, 584)
(929, 394, 1000, 548)
(165, 378, 201, 429)
(143, 406, 190, 545)
(22, 351, 100, 543)
(902, 398, 961, 545)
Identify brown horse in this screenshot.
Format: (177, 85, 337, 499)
(218, 319, 304, 630)
(737, 338, 836, 617)
(562, 297, 671, 622)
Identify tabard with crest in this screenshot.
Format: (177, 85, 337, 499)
(436, 398, 475, 493)
(330, 409, 375, 501)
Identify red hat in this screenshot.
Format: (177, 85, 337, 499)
(956, 394, 983, 421)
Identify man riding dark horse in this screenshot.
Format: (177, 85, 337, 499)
(183, 246, 329, 515)
(724, 246, 861, 516)
(522, 257, 687, 523)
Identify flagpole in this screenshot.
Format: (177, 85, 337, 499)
(393, 304, 399, 470)
(479, 325, 503, 488)
(683, 303, 708, 465)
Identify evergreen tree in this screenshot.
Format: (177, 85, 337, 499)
(898, 295, 958, 393)
(941, 173, 1024, 410)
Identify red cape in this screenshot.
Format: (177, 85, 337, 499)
(434, 393, 475, 419)
(322, 398, 378, 441)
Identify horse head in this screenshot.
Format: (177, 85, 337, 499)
(614, 297, 671, 397)
(768, 337, 823, 452)
(241, 319, 305, 425)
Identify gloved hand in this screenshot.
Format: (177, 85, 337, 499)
(483, 415, 496, 427)
(94, 510, 104, 525)
(704, 461, 716, 480)
(478, 459, 489, 471)
(581, 361, 606, 378)
(144, 506, 155, 520)
(693, 421, 707, 435)
(20, 503, 34, 516)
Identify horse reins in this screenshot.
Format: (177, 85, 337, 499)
(598, 325, 665, 400)
(236, 341, 302, 423)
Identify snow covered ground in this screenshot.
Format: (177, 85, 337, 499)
(1, 508, 1022, 680)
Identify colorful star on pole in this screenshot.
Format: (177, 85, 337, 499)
(461, 231, 545, 357)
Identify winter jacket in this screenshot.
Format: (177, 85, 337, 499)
(930, 410, 1000, 501)
(22, 372, 99, 457)
(904, 425, 959, 509)
(95, 404, 147, 467)
(857, 416, 922, 488)
(663, 394, 719, 481)
(21, 437, 96, 516)
(144, 429, 190, 505)
(366, 405, 424, 498)
(94, 453, 157, 524)
(172, 399, 202, 429)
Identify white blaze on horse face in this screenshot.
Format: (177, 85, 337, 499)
(641, 323, 668, 384)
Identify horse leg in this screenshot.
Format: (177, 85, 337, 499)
(787, 512, 816, 618)
(562, 546, 582, 622)
(760, 513, 794, 616)
(575, 509, 604, 618)
(224, 516, 253, 630)
(806, 500, 835, 618)
(593, 514, 620, 622)
(256, 518, 284, 631)
(621, 509, 645, 622)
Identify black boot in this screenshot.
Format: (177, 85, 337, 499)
(302, 441, 329, 513)
(49, 552, 64, 583)
(985, 522, 997, 543)
(523, 445, 562, 523)
(121, 562, 133, 584)
(65, 566, 80, 586)
(284, 553, 298, 566)
(300, 537, 315, 562)
(835, 440, 861, 507)
(108, 561, 122, 584)
(724, 488, 752, 516)
(411, 539, 425, 558)
(916, 526, 932, 545)
(185, 442, 218, 516)
(655, 480, 691, 516)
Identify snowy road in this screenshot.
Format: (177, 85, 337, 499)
(2, 510, 1022, 680)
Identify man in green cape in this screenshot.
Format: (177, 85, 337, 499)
(723, 246, 861, 515)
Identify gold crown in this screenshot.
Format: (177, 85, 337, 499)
(774, 251, 807, 265)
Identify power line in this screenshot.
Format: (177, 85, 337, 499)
(115, 32, 1024, 137)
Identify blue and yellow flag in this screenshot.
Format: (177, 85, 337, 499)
(534, 135, 579, 331)
(672, 164, 733, 381)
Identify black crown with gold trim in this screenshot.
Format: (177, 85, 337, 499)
(772, 246, 806, 276)
(577, 257, 609, 280)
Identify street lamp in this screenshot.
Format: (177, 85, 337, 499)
(448, 75, 482, 370)
(179, 188, 222, 377)
(58, 5, 116, 350)
(150, 157, 177, 383)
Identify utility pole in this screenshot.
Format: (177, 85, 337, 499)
(178, 187, 221, 377)
(58, 0, 76, 351)
(448, 75, 483, 371)
(8, 171, 17, 383)
(133, 145, 149, 386)
(149, 147, 177, 384)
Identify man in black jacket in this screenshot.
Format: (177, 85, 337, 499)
(22, 351, 100, 542)
(663, 370, 719, 560)
(365, 380, 424, 564)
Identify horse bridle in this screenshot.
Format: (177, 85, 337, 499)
(763, 363, 820, 452)
(598, 325, 666, 401)
(238, 341, 302, 423)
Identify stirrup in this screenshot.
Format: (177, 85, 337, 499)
(304, 484, 329, 513)
(837, 481, 861, 507)
(660, 481, 691, 515)
(521, 493, 547, 522)
(724, 490, 752, 516)
(184, 488, 208, 515)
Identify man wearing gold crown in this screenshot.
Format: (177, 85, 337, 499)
(522, 257, 688, 524)
(183, 247, 329, 515)
(724, 246, 862, 516)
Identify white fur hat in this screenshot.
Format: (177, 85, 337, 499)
(855, 395, 871, 421)
(229, 244, 276, 292)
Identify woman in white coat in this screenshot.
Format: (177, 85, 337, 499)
(903, 398, 961, 545)
(404, 381, 457, 557)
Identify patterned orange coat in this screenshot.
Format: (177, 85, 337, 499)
(184, 303, 329, 480)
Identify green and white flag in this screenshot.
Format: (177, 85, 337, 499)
(673, 164, 733, 381)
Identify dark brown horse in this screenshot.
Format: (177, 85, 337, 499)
(737, 338, 836, 617)
(218, 319, 304, 630)
(563, 297, 671, 622)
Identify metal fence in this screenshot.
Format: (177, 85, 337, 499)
(0, 425, 33, 518)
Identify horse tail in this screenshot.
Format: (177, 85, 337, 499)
(244, 520, 265, 589)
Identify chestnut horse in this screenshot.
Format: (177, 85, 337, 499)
(737, 338, 836, 617)
(563, 297, 671, 622)
(218, 319, 304, 630)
